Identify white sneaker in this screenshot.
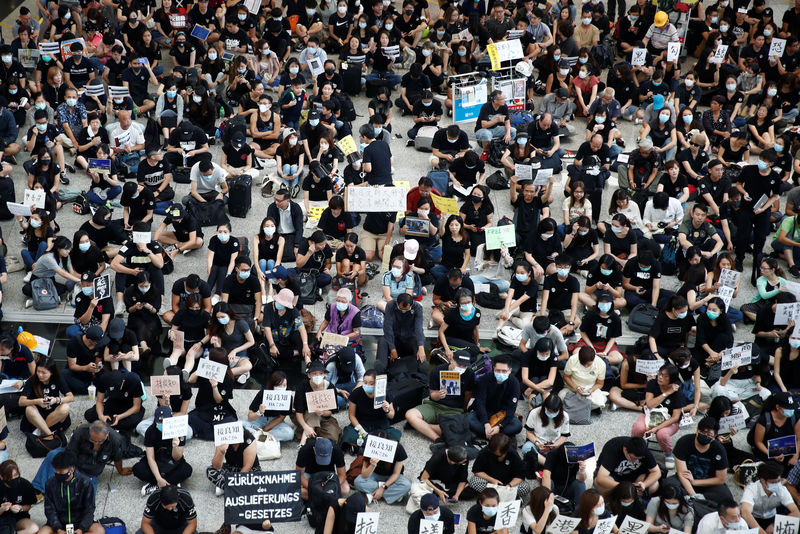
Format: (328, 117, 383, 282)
(609, 402, 619, 412)
(24, 299, 33, 309)
(215, 486, 225, 496)
(115, 300, 126, 315)
(262, 294, 268, 305)
(634, 118, 642, 125)
(237, 371, 250, 384)
(23, 271, 32, 283)
(32, 428, 42, 437)
(141, 483, 157, 496)
(211, 295, 220, 306)
(665, 453, 675, 470)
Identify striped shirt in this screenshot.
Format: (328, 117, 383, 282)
(644, 23, 680, 49)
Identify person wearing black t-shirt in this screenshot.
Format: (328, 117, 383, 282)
(133, 406, 192, 491)
(222, 256, 263, 327)
(579, 291, 623, 365)
(354, 433, 412, 504)
(648, 295, 695, 359)
(418, 446, 469, 502)
(622, 250, 666, 309)
(594, 436, 661, 495)
(207, 426, 260, 493)
(137, 149, 174, 211)
(244, 370, 294, 441)
(120, 182, 156, 230)
(295, 437, 349, 499)
(110, 221, 165, 313)
(469, 434, 530, 502)
(541, 255, 582, 337)
(360, 125, 393, 186)
(341, 371, 401, 450)
(407, 90, 442, 140)
(498, 263, 539, 330)
(672, 416, 732, 502)
(317, 196, 352, 242)
(335, 234, 368, 286)
(141, 485, 197, 534)
(72, 271, 114, 339)
(466, 488, 504, 534)
(19, 357, 74, 436)
(431, 124, 470, 169)
(155, 203, 204, 259)
(474, 90, 514, 153)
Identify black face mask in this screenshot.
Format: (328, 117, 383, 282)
(471, 195, 483, 203)
(696, 433, 713, 446)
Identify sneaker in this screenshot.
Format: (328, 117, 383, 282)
(181, 369, 190, 383)
(211, 294, 220, 306)
(406, 139, 415, 147)
(480, 151, 488, 162)
(181, 248, 192, 256)
(215, 486, 225, 496)
(23, 271, 32, 283)
(664, 453, 675, 470)
(115, 300, 126, 315)
(237, 371, 250, 384)
(4, 155, 16, 165)
(24, 299, 32, 309)
(141, 483, 157, 496)
(60, 174, 70, 185)
(291, 184, 300, 198)
(615, 138, 626, 148)
(66, 163, 76, 173)
(634, 118, 642, 125)
(609, 401, 619, 411)
(790, 266, 800, 278)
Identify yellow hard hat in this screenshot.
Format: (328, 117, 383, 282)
(654, 11, 669, 26)
(16, 331, 37, 351)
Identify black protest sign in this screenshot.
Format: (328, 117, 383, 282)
(224, 470, 303, 524)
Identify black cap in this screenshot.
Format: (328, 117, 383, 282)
(308, 109, 321, 120)
(310, 230, 326, 243)
(775, 391, 795, 409)
(337, 347, 356, 375)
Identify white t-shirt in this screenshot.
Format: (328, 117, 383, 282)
(106, 122, 145, 149)
(524, 407, 570, 444)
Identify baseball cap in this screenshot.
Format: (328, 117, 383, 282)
(80, 272, 93, 283)
(308, 109, 321, 120)
(596, 290, 613, 302)
(85, 325, 109, 345)
(404, 239, 419, 260)
(107, 318, 125, 339)
(454, 350, 472, 367)
(232, 131, 246, 147)
(314, 438, 333, 465)
(420, 493, 439, 511)
(265, 265, 288, 280)
(307, 359, 325, 373)
(652, 94, 665, 110)
(654, 10, 668, 26)
(154, 405, 173, 423)
(167, 203, 185, 219)
(555, 87, 568, 99)
(775, 391, 795, 409)
(337, 347, 356, 375)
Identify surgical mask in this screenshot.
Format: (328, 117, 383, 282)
(238, 13, 247, 20)
(457, 50, 466, 56)
(482, 506, 498, 517)
(82, 286, 94, 296)
(775, 144, 784, 153)
(711, 15, 718, 23)
(447, 137, 458, 144)
(471, 195, 483, 203)
(425, 513, 441, 522)
(596, 116, 606, 124)
(630, 15, 638, 21)
(359, 21, 367, 28)
(363, 385, 375, 394)
(309, 119, 320, 126)
(139, 285, 150, 293)
(726, 83, 736, 91)
(35, 103, 46, 110)
(784, 408, 795, 418)
(218, 316, 230, 325)
(64, 11, 71, 19)
(720, 24, 729, 32)
(581, 17, 591, 24)
(8, 89, 17, 95)
(114, 98, 124, 104)
(217, 233, 230, 243)
(288, 137, 298, 146)
(208, 51, 218, 60)
(515, 273, 528, 282)
(553, 54, 561, 61)
(611, 225, 623, 234)
(545, 410, 558, 418)
(559, 68, 570, 76)
(436, 30, 445, 36)
(724, 520, 747, 531)
(30, 218, 41, 228)
(319, 143, 329, 152)
(537, 352, 550, 361)
(36, 123, 47, 131)
(683, 115, 693, 124)
(790, 339, 800, 349)
(641, 265, 651, 272)
(557, 268, 570, 278)
(422, 49, 432, 57)
(192, 95, 202, 103)
(385, 23, 394, 30)
(264, 226, 276, 236)
(757, 159, 769, 170)
(594, 505, 605, 516)
(167, 90, 177, 98)
(391, 267, 403, 278)
(237, 67, 247, 74)
(665, 502, 680, 510)
(578, 70, 588, 79)
(259, 104, 269, 113)
(306, 8, 316, 14)
(422, 100, 432, 107)
(418, 208, 430, 217)
(768, 482, 783, 493)
(768, 88, 778, 97)
(763, 29, 772, 37)
(239, 270, 250, 280)
(517, 137, 528, 146)
(541, 233, 553, 240)
(289, 66, 299, 74)
(460, 303, 473, 314)
(598, 302, 612, 313)
(676, 311, 688, 319)
(338, 6, 347, 13)
(601, 268, 613, 276)
(79, 242, 91, 252)
(579, 57, 588, 64)
(706, 310, 720, 320)
(373, 127, 383, 137)
(659, 113, 670, 122)
(620, 500, 633, 508)
(311, 375, 324, 385)
(336, 301, 348, 312)
(275, 302, 285, 310)
(42, 55, 52, 62)
(685, 79, 695, 88)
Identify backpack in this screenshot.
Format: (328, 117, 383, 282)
(0, 176, 16, 220)
(219, 115, 247, 145)
(487, 139, 508, 168)
(99, 517, 126, 534)
(360, 304, 384, 329)
(496, 325, 523, 348)
(30, 277, 61, 310)
(486, 170, 509, 190)
(72, 194, 90, 215)
(227, 174, 252, 218)
(563, 390, 592, 425)
(661, 237, 678, 275)
(297, 270, 319, 305)
(25, 431, 64, 457)
(307, 471, 342, 529)
(627, 303, 659, 334)
(476, 283, 505, 309)
(590, 41, 614, 69)
(185, 198, 228, 226)
(509, 111, 535, 130)
(426, 169, 450, 194)
(439, 414, 478, 458)
(338, 93, 357, 122)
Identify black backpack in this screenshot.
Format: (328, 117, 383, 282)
(486, 139, 508, 168)
(627, 303, 659, 334)
(307, 471, 341, 529)
(298, 270, 319, 304)
(338, 94, 357, 123)
(0, 176, 15, 220)
(221, 115, 247, 144)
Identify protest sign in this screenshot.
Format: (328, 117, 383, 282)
(776, 302, 800, 325)
(305, 389, 337, 412)
(88, 158, 111, 174)
(565, 443, 595, 463)
(546, 516, 581, 534)
(214, 421, 244, 446)
(197, 358, 228, 382)
(6, 203, 31, 217)
(774, 515, 799, 534)
(23, 189, 46, 210)
(515, 164, 532, 181)
(190, 25, 211, 41)
(768, 435, 797, 458)
(373, 374, 387, 409)
(720, 343, 752, 371)
(710, 44, 728, 63)
(93, 274, 111, 300)
(533, 168, 554, 186)
(769, 38, 787, 58)
(631, 48, 647, 66)
(419, 520, 444, 534)
(618, 516, 650, 534)
(355, 512, 380, 534)
(363, 434, 397, 462)
(719, 268, 740, 288)
(595, 517, 617, 534)
(430, 194, 459, 214)
(345, 186, 406, 212)
(485, 226, 517, 250)
(494, 500, 521, 530)
(161, 414, 189, 439)
(151, 375, 181, 396)
(262, 390, 294, 411)
(667, 42, 681, 62)
(224, 470, 303, 523)
(440, 371, 461, 396)
(635, 358, 664, 376)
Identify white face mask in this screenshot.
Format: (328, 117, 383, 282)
(192, 95, 202, 103)
(288, 137, 298, 146)
(311, 375, 324, 385)
(264, 226, 276, 236)
(560, 68, 570, 75)
(259, 104, 269, 113)
(208, 51, 218, 60)
(417, 208, 429, 217)
(685, 79, 695, 87)
(319, 143, 329, 151)
(578, 70, 588, 79)
(338, 5, 347, 13)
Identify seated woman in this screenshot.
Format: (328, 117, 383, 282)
(208, 302, 255, 384)
(747, 393, 800, 473)
(524, 218, 562, 281)
(399, 198, 441, 263)
(575, 489, 610, 534)
(84, 367, 145, 434)
(22, 236, 80, 308)
(521, 394, 570, 467)
(560, 346, 607, 411)
(378, 256, 415, 313)
(608, 342, 652, 412)
(314, 288, 361, 355)
(0, 460, 39, 534)
(540, 255, 582, 337)
(431, 215, 471, 283)
(603, 214, 638, 270)
(136, 365, 193, 440)
(187, 348, 237, 440)
(631, 364, 687, 470)
(166, 293, 211, 376)
(703, 253, 743, 323)
(657, 161, 690, 205)
(559, 182, 592, 238)
(124, 271, 163, 359)
(676, 264, 715, 313)
(17, 208, 54, 274)
(579, 254, 626, 310)
(0, 333, 36, 417)
(563, 216, 601, 274)
(520, 338, 559, 407)
(710, 342, 771, 404)
(440, 288, 488, 359)
(340, 370, 401, 453)
(645, 483, 694, 534)
(497, 262, 538, 330)
(292, 360, 342, 446)
(84, 143, 122, 206)
(576, 290, 624, 365)
(206, 425, 260, 496)
(540, 442, 588, 504)
(648, 295, 694, 360)
(692, 296, 734, 384)
(243, 370, 294, 442)
(254, 217, 285, 296)
(459, 185, 494, 256)
(354, 430, 411, 504)
(335, 233, 368, 287)
(521, 487, 558, 534)
(468, 434, 531, 503)
(19, 357, 73, 439)
(466, 487, 508, 534)
(263, 288, 312, 363)
(206, 222, 241, 297)
(706, 395, 754, 467)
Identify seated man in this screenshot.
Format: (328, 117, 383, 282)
(61, 326, 107, 395)
(418, 446, 469, 504)
(741, 461, 800, 533)
(40, 451, 105, 534)
(431, 269, 475, 325)
(672, 416, 733, 503)
(405, 350, 474, 441)
(294, 230, 333, 292)
(772, 212, 800, 278)
(397, 63, 431, 116)
(539, 88, 575, 137)
(296, 437, 349, 500)
(122, 57, 158, 115)
(266, 189, 304, 263)
(594, 436, 661, 495)
(617, 138, 661, 196)
(84, 368, 145, 434)
(25, 109, 68, 176)
(526, 113, 563, 173)
(121, 181, 156, 230)
(468, 355, 522, 438)
(110, 221, 165, 314)
(431, 124, 470, 170)
(188, 160, 228, 204)
(408, 493, 456, 534)
(165, 120, 212, 170)
(153, 203, 204, 259)
(677, 203, 723, 270)
(133, 406, 193, 496)
(696, 501, 748, 534)
(407, 90, 442, 141)
(140, 485, 198, 534)
(106, 110, 145, 171)
(468, 434, 531, 502)
(474, 90, 515, 156)
(353, 431, 411, 504)
(517, 315, 569, 363)
(376, 293, 426, 374)
(565, 134, 611, 221)
(163, 274, 213, 325)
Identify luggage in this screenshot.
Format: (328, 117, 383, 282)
(185, 198, 228, 227)
(228, 174, 252, 218)
(414, 126, 439, 152)
(386, 375, 427, 423)
(627, 303, 659, 334)
(30, 277, 61, 310)
(341, 67, 362, 96)
(365, 77, 392, 98)
(0, 176, 16, 220)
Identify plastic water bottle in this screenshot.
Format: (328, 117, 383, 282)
(88, 383, 96, 401)
(203, 348, 209, 359)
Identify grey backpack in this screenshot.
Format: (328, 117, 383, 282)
(563, 391, 592, 425)
(31, 278, 60, 310)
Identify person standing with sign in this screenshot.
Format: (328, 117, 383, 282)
(355, 431, 412, 504)
(243, 370, 294, 441)
(133, 406, 193, 495)
(206, 426, 260, 496)
(341, 370, 400, 451)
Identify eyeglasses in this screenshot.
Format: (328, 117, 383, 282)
(689, 142, 700, 147)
